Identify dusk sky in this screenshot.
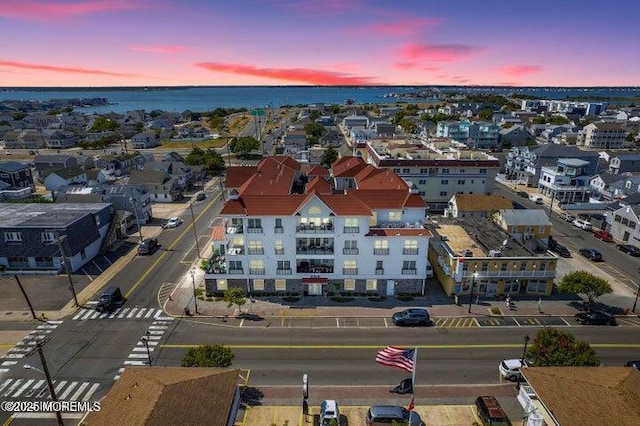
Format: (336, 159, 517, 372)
(1, 0, 639, 87)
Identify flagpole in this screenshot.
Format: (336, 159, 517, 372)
(411, 347, 417, 411)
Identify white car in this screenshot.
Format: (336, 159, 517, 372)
(319, 400, 339, 426)
(499, 358, 530, 381)
(165, 217, 182, 229)
(572, 218, 592, 231)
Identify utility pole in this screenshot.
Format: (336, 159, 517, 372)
(55, 231, 79, 307)
(189, 200, 201, 258)
(14, 275, 37, 320)
(129, 187, 144, 244)
(35, 342, 64, 426)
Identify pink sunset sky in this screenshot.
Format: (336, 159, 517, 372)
(0, 0, 638, 87)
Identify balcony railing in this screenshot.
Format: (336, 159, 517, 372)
(343, 248, 359, 255)
(374, 248, 389, 255)
(248, 248, 264, 255)
(274, 227, 284, 233)
(375, 268, 384, 275)
(403, 248, 419, 255)
(249, 268, 265, 275)
(297, 265, 334, 274)
(227, 247, 244, 256)
(296, 223, 334, 233)
(276, 268, 292, 275)
(343, 226, 360, 233)
(462, 270, 556, 279)
(226, 225, 243, 234)
(247, 227, 263, 233)
(371, 221, 424, 229)
(297, 247, 334, 255)
(402, 268, 417, 275)
(274, 248, 284, 255)
(228, 268, 244, 275)
(343, 268, 358, 275)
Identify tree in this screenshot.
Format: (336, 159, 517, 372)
(526, 328, 600, 367)
(328, 104, 341, 114)
(308, 110, 320, 120)
(224, 287, 247, 313)
(181, 344, 234, 367)
(398, 117, 417, 133)
(185, 147, 225, 176)
(304, 122, 324, 138)
(321, 147, 339, 167)
(478, 108, 493, 120)
(558, 270, 613, 306)
(230, 136, 261, 158)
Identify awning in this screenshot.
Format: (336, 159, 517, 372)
(302, 277, 329, 284)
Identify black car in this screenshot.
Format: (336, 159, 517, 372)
(547, 237, 570, 257)
(579, 248, 603, 262)
(575, 310, 616, 326)
(195, 191, 206, 201)
(616, 244, 640, 257)
(137, 237, 158, 255)
(96, 286, 125, 313)
(516, 191, 529, 198)
(624, 360, 640, 370)
(391, 308, 431, 326)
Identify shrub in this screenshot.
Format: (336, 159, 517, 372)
(490, 307, 502, 315)
(282, 296, 300, 303)
(368, 296, 386, 302)
(206, 297, 214, 302)
(396, 293, 414, 302)
(330, 296, 354, 303)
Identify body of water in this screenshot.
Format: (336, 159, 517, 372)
(0, 86, 638, 114)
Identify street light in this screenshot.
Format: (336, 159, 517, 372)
(521, 335, 530, 363)
(190, 268, 199, 314)
(468, 271, 478, 314)
(25, 342, 64, 426)
(632, 284, 640, 314)
(141, 331, 152, 366)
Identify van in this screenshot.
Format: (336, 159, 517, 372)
(366, 405, 424, 426)
(96, 286, 125, 312)
(475, 396, 512, 426)
(426, 262, 434, 279)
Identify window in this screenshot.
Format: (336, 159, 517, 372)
(479, 168, 487, 174)
(441, 168, 449, 174)
(248, 240, 264, 254)
(418, 179, 426, 185)
(41, 232, 55, 243)
(344, 279, 355, 291)
(527, 280, 548, 293)
(250, 259, 264, 274)
(420, 169, 428, 174)
(229, 260, 242, 271)
(4, 232, 22, 242)
(275, 240, 284, 255)
(520, 262, 527, 271)
(253, 279, 264, 291)
(374, 240, 389, 255)
(217, 279, 228, 290)
(440, 179, 449, 185)
(344, 218, 359, 233)
(402, 168, 410, 173)
(539, 226, 545, 233)
(481, 262, 488, 272)
(275, 279, 286, 291)
(403, 240, 418, 255)
(439, 191, 448, 197)
(402, 260, 416, 274)
(247, 218, 262, 232)
(277, 260, 291, 272)
(366, 279, 377, 291)
(457, 179, 466, 185)
(388, 211, 402, 221)
(460, 169, 465, 173)
(80, 249, 86, 260)
(343, 259, 357, 274)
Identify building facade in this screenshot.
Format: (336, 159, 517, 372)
(538, 158, 592, 204)
(436, 120, 500, 148)
(578, 122, 626, 149)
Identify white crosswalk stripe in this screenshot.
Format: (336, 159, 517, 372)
(71, 306, 170, 321)
(1, 322, 62, 361)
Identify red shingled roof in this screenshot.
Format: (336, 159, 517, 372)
(331, 156, 367, 177)
(224, 166, 257, 188)
(305, 176, 332, 194)
(238, 157, 297, 195)
(349, 190, 427, 209)
(355, 166, 408, 190)
(307, 164, 330, 177)
(317, 193, 371, 215)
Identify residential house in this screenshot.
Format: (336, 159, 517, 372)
(436, 120, 500, 149)
(43, 129, 78, 149)
(578, 122, 626, 149)
(33, 154, 78, 179)
(518, 367, 640, 426)
(2, 129, 45, 150)
(446, 194, 513, 219)
(428, 216, 557, 298)
(499, 125, 531, 147)
(589, 172, 625, 201)
(148, 161, 193, 189)
(128, 169, 181, 202)
(283, 130, 308, 153)
(86, 169, 116, 186)
(104, 184, 153, 224)
(44, 167, 88, 193)
(0, 161, 35, 191)
(493, 209, 552, 246)
(95, 153, 146, 177)
(609, 175, 640, 199)
(342, 115, 369, 131)
(0, 203, 114, 272)
(205, 156, 430, 297)
(370, 121, 397, 137)
(538, 158, 592, 204)
(86, 367, 241, 426)
(608, 154, 640, 174)
(610, 205, 640, 246)
(131, 131, 160, 149)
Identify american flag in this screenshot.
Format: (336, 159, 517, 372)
(375, 346, 415, 373)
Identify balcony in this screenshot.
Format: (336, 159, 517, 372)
(276, 268, 292, 275)
(249, 268, 265, 275)
(228, 268, 244, 275)
(375, 268, 384, 275)
(343, 268, 358, 275)
(371, 221, 424, 229)
(296, 222, 334, 233)
(227, 247, 245, 256)
(374, 248, 389, 255)
(343, 248, 359, 255)
(226, 225, 243, 234)
(297, 264, 334, 274)
(248, 248, 264, 255)
(462, 270, 556, 279)
(274, 226, 284, 233)
(402, 268, 417, 275)
(274, 248, 285, 255)
(343, 226, 360, 233)
(297, 246, 334, 255)
(247, 227, 263, 234)
(403, 248, 419, 255)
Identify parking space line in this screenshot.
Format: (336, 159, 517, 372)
(384, 318, 388, 327)
(239, 319, 244, 328)
(81, 268, 93, 281)
(92, 260, 103, 273)
(103, 256, 113, 266)
(336, 318, 340, 328)
(513, 318, 521, 327)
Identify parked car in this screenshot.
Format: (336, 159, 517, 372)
(366, 405, 424, 426)
(528, 194, 543, 204)
(579, 248, 603, 262)
(498, 359, 530, 381)
(475, 396, 512, 426)
(165, 217, 183, 229)
(593, 230, 613, 242)
(319, 400, 339, 426)
(137, 237, 158, 255)
(572, 219, 592, 231)
(616, 244, 640, 257)
(516, 191, 529, 199)
(547, 237, 570, 257)
(624, 360, 640, 370)
(392, 308, 431, 326)
(195, 191, 206, 201)
(559, 212, 575, 222)
(575, 310, 616, 326)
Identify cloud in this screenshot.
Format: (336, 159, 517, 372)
(399, 43, 480, 62)
(195, 62, 380, 85)
(128, 45, 190, 54)
(0, 60, 136, 77)
(0, 0, 151, 21)
(271, 0, 363, 16)
(500, 65, 543, 77)
(345, 17, 439, 36)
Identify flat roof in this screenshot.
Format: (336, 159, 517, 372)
(0, 203, 110, 228)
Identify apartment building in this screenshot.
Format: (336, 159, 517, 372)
(577, 122, 626, 149)
(436, 120, 500, 149)
(365, 139, 500, 212)
(205, 156, 431, 297)
(538, 158, 592, 204)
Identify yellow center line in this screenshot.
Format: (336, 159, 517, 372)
(161, 343, 640, 349)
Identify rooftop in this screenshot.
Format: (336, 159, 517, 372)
(0, 203, 109, 228)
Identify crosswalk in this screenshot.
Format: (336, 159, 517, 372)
(114, 318, 174, 380)
(0, 378, 100, 401)
(0, 321, 63, 368)
(72, 303, 169, 321)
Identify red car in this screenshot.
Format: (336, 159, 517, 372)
(593, 230, 613, 242)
